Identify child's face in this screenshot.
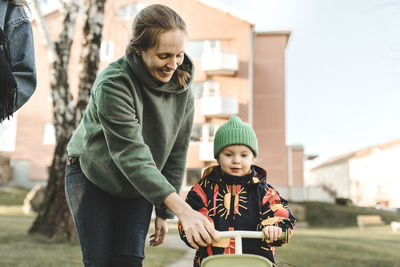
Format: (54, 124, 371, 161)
(218, 145, 254, 176)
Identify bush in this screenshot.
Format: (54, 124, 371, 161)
(295, 201, 400, 227)
(335, 197, 352, 206)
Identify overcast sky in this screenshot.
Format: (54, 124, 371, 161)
(213, 0, 400, 168)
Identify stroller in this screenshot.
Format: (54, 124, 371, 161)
(201, 230, 289, 267)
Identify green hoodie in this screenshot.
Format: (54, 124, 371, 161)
(67, 52, 194, 219)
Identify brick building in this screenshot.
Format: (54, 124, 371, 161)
(0, 0, 304, 196)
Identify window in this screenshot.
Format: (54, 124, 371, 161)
(187, 40, 220, 59)
(191, 124, 202, 142)
(202, 80, 219, 97)
(0, 115, 17, 152)
(47, 90, 52, 103)
(43, 123, 56, 145)
(206, 124, 215, 140)
(187, 41, 204, 59)
(204, 40, 220, 52)
(100, 41, 114, 62)
(38, 0, 59, 15)
(117, 3, 148, 20)
(191, 82, 203, 99)
(191, 81, 220, 99)
(190, 123, 215, 142)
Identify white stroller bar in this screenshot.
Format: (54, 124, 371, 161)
(217, 230, 289, 255)
(218, 231, 262, 255)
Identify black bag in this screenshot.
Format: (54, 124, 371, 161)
(0, 26, 18, 122)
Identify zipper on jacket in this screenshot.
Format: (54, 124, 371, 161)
(230, 185, 236, 220)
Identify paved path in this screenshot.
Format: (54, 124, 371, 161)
(163, 233, 195, 267)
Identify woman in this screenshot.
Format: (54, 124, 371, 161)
(65, 4, 218, 267)
(0, 0, 36, 122)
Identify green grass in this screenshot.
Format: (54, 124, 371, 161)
(0, 214, 186, 267)
(0, 186, 186, 266)
(2, 186, 400, 266)
(276, 226, 400, 267)
(0, 218, 82, 267)
(2, 216, 400, 267)
(0, 187, 30, 206)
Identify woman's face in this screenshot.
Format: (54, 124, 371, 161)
(139, 29, 187, 83)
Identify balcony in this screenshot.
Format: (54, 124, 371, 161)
(200, 96, 238, 118)
(201, 51, 239, 76)
(199, 141, 215, 161)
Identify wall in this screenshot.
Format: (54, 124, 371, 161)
(275, 186, 334, 203)
(309, 141, 400, 208)
(349, 145, 400, 207)
(253, 32, 290, 186)
(309, 161, 350, 199)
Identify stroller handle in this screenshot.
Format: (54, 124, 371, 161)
(216, 230, 289, 255)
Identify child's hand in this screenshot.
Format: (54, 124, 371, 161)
(262, 226, 282, 242)
(149, 216, 168, 246)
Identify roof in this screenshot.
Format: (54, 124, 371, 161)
(197, 0, 256, 25)
(256, 30, 291, 36)
(311, 138, 400, 170)
(38, 1, 258, 28)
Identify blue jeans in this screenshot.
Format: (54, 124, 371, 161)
(65, 157, 153, 267)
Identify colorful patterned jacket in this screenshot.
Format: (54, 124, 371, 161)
(178, 165, 295, 267)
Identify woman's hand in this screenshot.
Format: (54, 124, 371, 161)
(149, 216, 168, 246)
(164, 192, 219, 249)
(178, 208, 218, 249)
(263, 226, 282, 242)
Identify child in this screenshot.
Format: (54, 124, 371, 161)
(178, 115, 295, 267)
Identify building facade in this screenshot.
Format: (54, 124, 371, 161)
(0, 0, 304, 196)
(309, 139, 400, 208)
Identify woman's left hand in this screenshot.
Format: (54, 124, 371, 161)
(149, 216, 168, 246)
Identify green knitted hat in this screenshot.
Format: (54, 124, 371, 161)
(213, 115, 258, 158)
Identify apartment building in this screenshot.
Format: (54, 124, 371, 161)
(1, 0, 304, 194)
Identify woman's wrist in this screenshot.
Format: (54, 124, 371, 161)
(163, 192, 191, 217)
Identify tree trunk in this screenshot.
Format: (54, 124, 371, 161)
(29, 0, 106, 238)
(29, 1, 80, 238)
(76, 0, 106, 123)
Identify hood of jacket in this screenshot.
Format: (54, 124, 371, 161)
(126, 51, 194, 95)
(201, 165, 268, 186)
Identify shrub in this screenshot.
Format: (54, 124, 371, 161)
(295, 201, 400, 227)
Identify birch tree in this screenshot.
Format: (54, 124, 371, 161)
(29, 0, 106, 238)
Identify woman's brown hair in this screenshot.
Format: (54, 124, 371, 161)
(125, 4, 191, 87)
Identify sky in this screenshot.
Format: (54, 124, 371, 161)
(213, 0, 400, 168)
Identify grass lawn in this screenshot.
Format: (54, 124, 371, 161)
(0, 210, 186, 267)
(0, 187, 30, 206)
(2, 187, 400, 266)
(0, 186, 187, 266)
(2, 215, 400, 267)
(276, 226, 400, 267)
